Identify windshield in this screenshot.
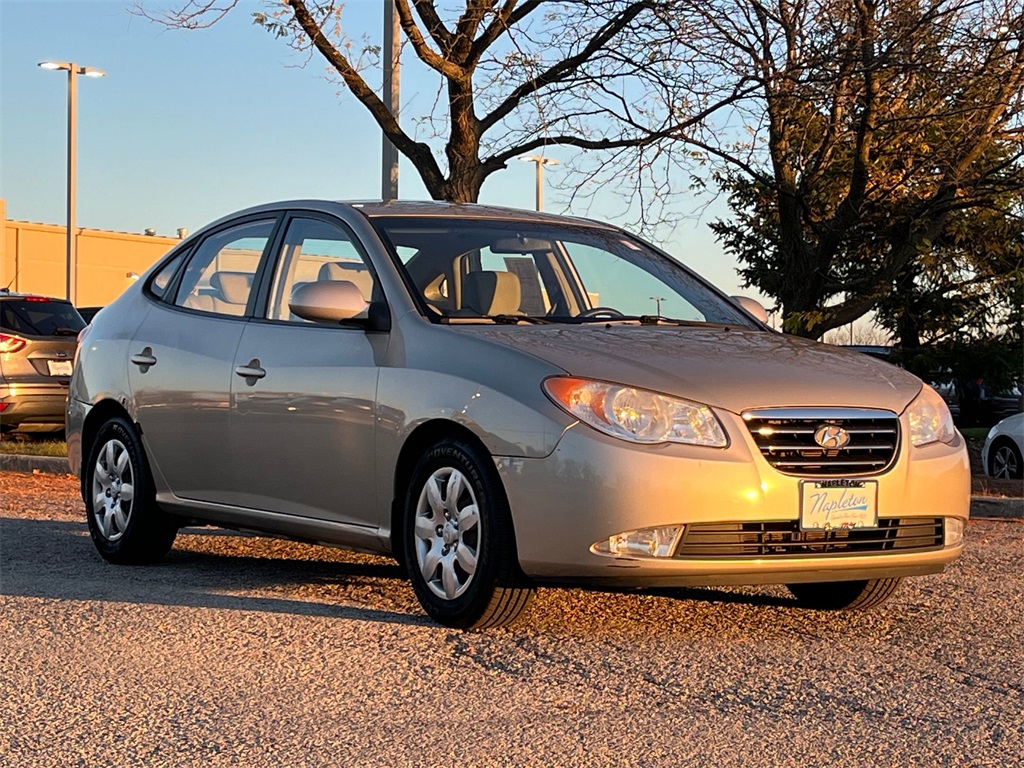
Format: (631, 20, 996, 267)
(370, 217, 757, 328)
(0, 298, 86, 336)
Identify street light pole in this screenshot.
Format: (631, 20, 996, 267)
(38, 61, 105, 305)
(381, 2, 400, 202)
(519, 155, 559, 211)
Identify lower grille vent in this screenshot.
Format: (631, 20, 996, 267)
(675, 518, 943, 559)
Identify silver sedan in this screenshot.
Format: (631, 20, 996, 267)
(67, 201, 970, 628)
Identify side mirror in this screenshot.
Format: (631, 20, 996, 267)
(730, 295, 769, 324)
(290, 280, 368, 323)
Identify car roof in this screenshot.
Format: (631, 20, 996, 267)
(218, 199, 618, 231)
(0, 289, 73, 303)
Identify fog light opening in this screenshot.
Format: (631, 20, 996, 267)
(592, 525, 684, 558)
(944, 518, 965, 547)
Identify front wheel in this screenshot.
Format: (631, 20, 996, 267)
(787, 578, 903, 610)
(989, 438, 1023, 479)
(83, 416, 178, 564)
(402, 439, 533, 629)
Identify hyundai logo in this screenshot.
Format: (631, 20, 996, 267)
(814, 424, 851, 449)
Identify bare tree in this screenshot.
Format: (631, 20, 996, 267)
(136, 0, 754, 205)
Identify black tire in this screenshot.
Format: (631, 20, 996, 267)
(402, 438, 533, 629)
(787, 578, 903, 610)
(988, 438, 1023, 480)
(82, 416, 177, 564)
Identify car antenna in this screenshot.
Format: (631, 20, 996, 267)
(3, 268, 21, 291)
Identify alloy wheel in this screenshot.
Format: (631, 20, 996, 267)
(992, 445, 1020, 479)
(413, 467, 481, 600)
(91, 438, 135, 541)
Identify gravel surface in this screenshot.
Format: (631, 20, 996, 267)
(1, 472, 1021, 768)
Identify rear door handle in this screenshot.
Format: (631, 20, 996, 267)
(235, 359, 266, 381)
(130, 348, 157, 371)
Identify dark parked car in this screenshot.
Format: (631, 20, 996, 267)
(0, 290, 86, 434)
(76, 306, 104, 324)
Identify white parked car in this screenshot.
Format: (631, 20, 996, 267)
(982, 413, 1024, 480)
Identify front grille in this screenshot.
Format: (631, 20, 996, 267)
(674, 518, 943, 559)
(743, 408, 900, 476)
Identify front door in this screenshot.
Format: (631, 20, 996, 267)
(227, 214, 385, 528)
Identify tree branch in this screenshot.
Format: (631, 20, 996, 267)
(478, 1, 654, 132)
(393, 0, 467, 79)
(284, 0, 446, 194)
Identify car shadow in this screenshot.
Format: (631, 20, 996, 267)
(1, 517, 811, 633)
(0, 516, 429, 627)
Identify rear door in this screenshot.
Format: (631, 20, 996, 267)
(127, 216, 278, 503)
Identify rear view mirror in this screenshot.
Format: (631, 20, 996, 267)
(490, 236, 552, 254)
(290, 280, 368, 323)
(730, 295, 769, 324)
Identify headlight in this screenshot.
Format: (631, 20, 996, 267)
(906, 385, 956, 447)
(543, 376, 727, 447)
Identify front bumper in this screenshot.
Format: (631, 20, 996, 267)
(497, 410, 970, 586)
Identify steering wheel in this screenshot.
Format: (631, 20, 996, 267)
(577, 306, 625, 319)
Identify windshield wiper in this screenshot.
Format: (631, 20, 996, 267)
(439, 314, 549, 325)
(488, 314, 549, 325)
(51, 327, 81, 336)
(568, 314, 734, 328)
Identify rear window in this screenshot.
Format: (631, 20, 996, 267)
(0, 299, 86, 337)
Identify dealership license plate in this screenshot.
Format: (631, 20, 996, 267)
(800, 480, 878, 531)
(46, 360, 73, 376)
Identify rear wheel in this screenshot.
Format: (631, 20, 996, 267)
(787, 578, 903, 610)
(989, 438, 1023, 479)
(403, 439, 533, 629)
(83, 416, 177, 564)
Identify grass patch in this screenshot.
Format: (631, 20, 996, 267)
(0, 439, 68, 457)
(960, 427, 991, 440)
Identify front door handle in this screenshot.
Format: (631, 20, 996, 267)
(235, 359, 266, 381)
(130, 347, 157, 372)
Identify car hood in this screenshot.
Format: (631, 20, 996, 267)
(461, 325, 923, 415)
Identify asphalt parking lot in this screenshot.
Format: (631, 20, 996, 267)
(1, 471, 1021, 768)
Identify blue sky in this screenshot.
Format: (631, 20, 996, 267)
(0, 0, 753, 296)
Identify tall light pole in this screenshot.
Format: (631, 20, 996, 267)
(38, 60, 105, 305)
(519, 155, 559, 211)
(381, 3, 400, 201)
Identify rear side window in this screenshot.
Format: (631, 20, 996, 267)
(0, 299, 86, 337)
(173, 219, 275, 317)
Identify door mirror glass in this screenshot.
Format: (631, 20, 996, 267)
(289, 281, 368, 323)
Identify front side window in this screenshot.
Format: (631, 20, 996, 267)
(266, 217, 379, 323)
(173, 219, 275, 316)
(370, 217, 755, 327)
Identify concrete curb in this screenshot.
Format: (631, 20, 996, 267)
(1, 452, 1021, 519)
(0, 454, 73, 476)
(969, 496, 1024, 520)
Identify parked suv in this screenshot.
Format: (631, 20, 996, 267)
(1, 290, 85, 434)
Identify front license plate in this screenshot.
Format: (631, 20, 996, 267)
(47, 360, 73, 376)
(800, 480, 878, 531)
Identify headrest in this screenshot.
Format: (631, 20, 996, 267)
(463, 271, 521, 316)
(209, 271, 253, 304)
(318, 261, 368, 281)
